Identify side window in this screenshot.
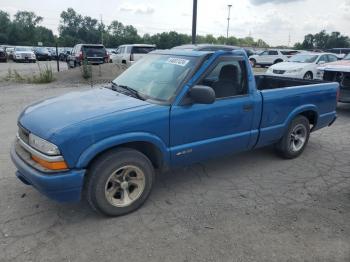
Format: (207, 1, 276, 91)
(126, 46, 132, 53)
(198, 59, 247, 99)
(327, 55, 338, 62)
(268, 50, 278, 55)
(260, 51, 268, 56)
(318, 55, 328, 63)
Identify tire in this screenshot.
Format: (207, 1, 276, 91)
(303, 72, 313, 80)
(249, 59, 256, 67)
(275, 115, 310, 159)
(85, 148, 155, 216)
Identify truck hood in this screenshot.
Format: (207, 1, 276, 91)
(270, 62, 312, 71)
(19, 87, 151, 139)
(319, 59, 350, 72)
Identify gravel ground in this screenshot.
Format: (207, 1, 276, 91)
(0, 82, 349, 262)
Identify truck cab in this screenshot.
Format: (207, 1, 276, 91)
(11, 49, 338, 216)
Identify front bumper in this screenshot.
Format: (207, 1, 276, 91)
(265, 71, 302, 79)
(11, 144, 86, 202)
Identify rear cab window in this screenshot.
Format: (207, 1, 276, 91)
(82, 45, 106, 57)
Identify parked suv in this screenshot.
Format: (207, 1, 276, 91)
(67, 44, 108, 68)
(111, 44, 156, 66)
(249, 49, 299, 67)
(13, 46, 36, 63)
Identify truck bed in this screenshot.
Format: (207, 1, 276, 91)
(255, 75, 324, 90)
(252, 75, 338, 149)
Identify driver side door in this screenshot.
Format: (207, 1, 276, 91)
(169, 56, 256, 166)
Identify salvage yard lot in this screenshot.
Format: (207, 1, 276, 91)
(0, 82, 349, 261)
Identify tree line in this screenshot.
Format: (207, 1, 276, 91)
(0, 8, 269, 48)
(0, 8, 349, 50)
(294, 30, 350, 50)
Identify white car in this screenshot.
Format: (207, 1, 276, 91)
(111, 44, 156, 66)
(265, 53, 339, 80)
(13, 46, 36, 63)
(249, 49, 298, 67)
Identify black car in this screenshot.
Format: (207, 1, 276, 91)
(0, 48, 7, 62)
(59, 49, 72, 62)
(67, 44, 108, 68)
(34, 47, 51, 61)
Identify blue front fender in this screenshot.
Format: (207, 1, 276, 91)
(75, 132, 170, 168)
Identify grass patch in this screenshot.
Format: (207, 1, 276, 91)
(2, 64, 55, 84)
(32, 64, 55, 83)
(81, 59, 92, 79)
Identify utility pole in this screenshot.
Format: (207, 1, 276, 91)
(192, 0, 198, 44)
(100, 14, 103, 45)
(226, 4, 232, 41)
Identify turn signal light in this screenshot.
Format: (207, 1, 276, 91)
(32, 155, 68, 170)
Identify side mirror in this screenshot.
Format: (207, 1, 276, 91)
(66, 51, 71, 55)
(189, 85, 215, 104)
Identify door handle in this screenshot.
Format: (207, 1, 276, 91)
(243, 104, 253, 112)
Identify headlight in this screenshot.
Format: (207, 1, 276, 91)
(29, 133, 60, 156)
(287, 68, 303, 73)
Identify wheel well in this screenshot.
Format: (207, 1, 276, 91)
(274, 59, 283, 63)
(87, 141, 164, 170)
(299, 110, 317, 128)
(305, 71, 313, 77)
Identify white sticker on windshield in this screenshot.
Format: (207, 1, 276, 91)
(166, 57, 190, 67)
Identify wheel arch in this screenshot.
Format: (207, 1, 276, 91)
(284, 105, 319, 133)
(76, 133, 169, 170)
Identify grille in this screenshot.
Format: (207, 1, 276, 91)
(273, 70, 286, 74)
(18, 125, 30, 144)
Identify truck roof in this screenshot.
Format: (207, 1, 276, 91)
(151, 49, 248, 58)
(150, 49, 212, 57)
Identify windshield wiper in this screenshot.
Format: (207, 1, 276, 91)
(111, 82, 145, 100)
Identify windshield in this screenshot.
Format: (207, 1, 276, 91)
(288, 54, 318, 63)
(112, 54, 198, 101)
(16, 47, 32, 52)
(344, 54, 350, 60)
(36, 47, 48, 52)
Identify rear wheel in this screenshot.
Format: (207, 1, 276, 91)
(303, 72, 313, 80)
(85, 148, 155, 216)
(275, 115, 310, 159)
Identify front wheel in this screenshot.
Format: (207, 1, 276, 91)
(275, 115, 310, 159)
(85, 148, 155, 216)
(303, 72, 313, 80)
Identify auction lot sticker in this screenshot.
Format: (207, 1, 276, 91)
(166, 57, 190, 66)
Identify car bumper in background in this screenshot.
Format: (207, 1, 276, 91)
(11, 144, 85, 202)
(339, 88, 350, 103)
(265, 72, 303, 79)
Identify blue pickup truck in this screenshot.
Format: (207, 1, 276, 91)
(11, 50, 338, 216)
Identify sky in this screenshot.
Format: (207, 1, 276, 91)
(1, 0, 350, 46)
